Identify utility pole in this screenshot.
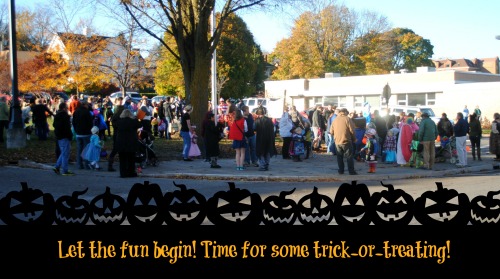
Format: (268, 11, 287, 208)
(6, 0, 26, 149)
(211, 8, 217, 124)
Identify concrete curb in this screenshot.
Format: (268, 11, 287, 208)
(15, 160, 494, 182)
(140, 165, 493, 182)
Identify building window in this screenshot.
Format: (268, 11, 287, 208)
(323, 96, 338, 107)
(397, 94, 406, 106)
(427, 93, 436, 105)
(408, 93, 426, 106)
(354, 96, 364, 108)
(365, 95, 380, 109)
(338, 96, 347, 108)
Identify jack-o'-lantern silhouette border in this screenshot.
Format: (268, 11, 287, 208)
(0, 180, 497, 226)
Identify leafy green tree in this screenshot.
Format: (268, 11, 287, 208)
(154, 39, 185, 96)
(216, 13, 265, 100)
(387, 28, 434, 72)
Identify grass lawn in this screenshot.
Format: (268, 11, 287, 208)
(0, 118, 285, 166)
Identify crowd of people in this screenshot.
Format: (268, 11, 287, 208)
(2, 92, 499, 176)
(1, 93, 189, 177)
(273, 103, 492, 174)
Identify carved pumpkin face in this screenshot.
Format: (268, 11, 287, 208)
(55, 188, 90, 225)
(470, 190, 500, 225)
(297, 187, 334, 225)
(414, 182, 470, 225)
(333, 181, 372, 225)
(126, 181, 165, 225)
(206, 182, 262, 225)
(369, 182, 414, 225)
(263, 188, 298, 225)
(0, 182, 55, 225)
(90, 187, 126, 225)
(164, 181, 207, 225)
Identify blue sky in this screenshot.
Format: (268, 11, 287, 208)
(10, 0, 500, 60)
(240, 0, 500, 60)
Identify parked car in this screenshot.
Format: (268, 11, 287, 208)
(151, 95, 168, 104)
(382, 105, 441, 125)
(243, 98, 269, 113)
(109, 91, 142, 104)
(51, 92, 69, 102)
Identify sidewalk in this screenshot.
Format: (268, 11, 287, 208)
(20, 149, 495, 182)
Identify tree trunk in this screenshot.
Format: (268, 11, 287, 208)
(185, 55, 210, 138)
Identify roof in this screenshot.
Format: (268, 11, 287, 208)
(432, 57, 499, 74)
(55, 32, 110, 53)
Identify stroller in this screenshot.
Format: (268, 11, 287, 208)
(435, 136, 458, 164)
(135, 129, 158, 169)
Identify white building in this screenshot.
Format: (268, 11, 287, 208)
(264, 67, 500, 123)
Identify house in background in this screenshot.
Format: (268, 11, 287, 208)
(46, 27, 150, 92)
(433, 57, 499, 74)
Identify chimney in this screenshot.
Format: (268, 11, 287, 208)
(83, 26, 90, 37)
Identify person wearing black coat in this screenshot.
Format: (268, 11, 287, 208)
(202, 111, 222, 168)
(108, 97, 124, 172)
(31, 98, 54, 140)
(72, 101, 93, 169)
(52, 102, 74, 175)
(114, 109, 143, 178)
(254, 107, 276, 171)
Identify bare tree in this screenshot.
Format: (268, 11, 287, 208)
(96, 0, 151, 94)
(49, 0, 97, 33)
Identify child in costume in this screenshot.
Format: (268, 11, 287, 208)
(360, 128, 379, 173)
(84, 126, 103, 170)
(289, 126, 306, 162)
(383, 129, 397, 164)
(188, 125, 201, 158)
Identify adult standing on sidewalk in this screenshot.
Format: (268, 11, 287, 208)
(469, 113, 482, 161)
(279, 109, 293, 160)
(114, 109, 142, 178)
(326, 108, 338, 155)
(453, 112, 469, 167)
(180, 104, 194, 161)
(254, 107, 276, 171)
(107, 97, 124, 172)
(243, 105, 259, 167)
(330, 108, 357, 175)
(52, 102, 74, 176)
(489, 113, 500, 161)
(72, 100, 93, 170)
(417, 112, 438, 170)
